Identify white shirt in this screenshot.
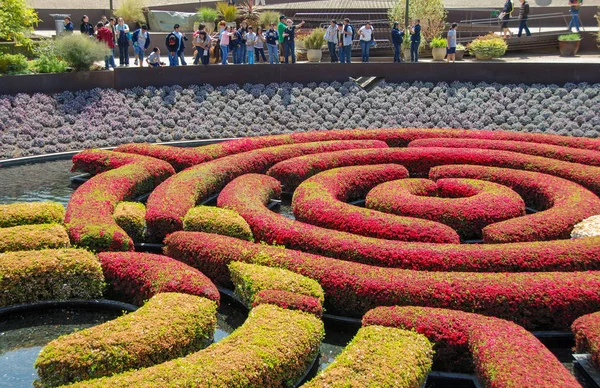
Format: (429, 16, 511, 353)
(147, 51, 160, 64)
(359, 26, 373, 41)
(246, 32, 256, 47)
(254, 33, 265, 48)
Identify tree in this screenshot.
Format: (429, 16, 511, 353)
(388, 0, 447, 42)
(0, 0, 40, 46)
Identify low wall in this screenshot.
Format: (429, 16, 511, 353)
(2, 61, 599, 96)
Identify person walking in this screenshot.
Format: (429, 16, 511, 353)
(568, 0, 582, 32)
(116, 17, 130, 66)
(63, 16, 74, 33)
(96, 22, 116, 70)
(324, 20, 339, 63)
(340, 18, 353, 63)
(254, 27, 267, 63)
(80, 15, 94, 36)
(517, 0, 531, 37)
(277, 15, 287, 62)
(500, 0, 514, 38)
(132, 24, 150, 67)
(447, 23, 458, 63)
(391, 21, 404, 63)
(246, 26, 256, 64)
(409, 19, 421, 63)
(358, 21, 374, 63)
(283, 19, 305, 64)
(266, 23, 280, 64)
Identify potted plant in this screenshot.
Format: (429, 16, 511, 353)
(468, 34, 507, 60)
(558, 33, 582, 56)
(216, 2, 238, 27)
(197, 7, 218, 32)
(304, 28, 325, 62)
(455, 43, 466, 60)
(429, 36, 447, 61)
(402, 38, 411, 62)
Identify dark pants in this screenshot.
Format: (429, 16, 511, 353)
(284, 41, 296, 63)
(393, 43, 402, 62)
(518, 19, 531, 37)
(193, 48, 201, 65)
(410, 40, 420, 63)
(255, 48, 267, 62)
(118, 44, 129, 65)
(232, 46, 241, 64)
(339, 45, 351, 63)
(240, 44, 247, 64)
(327, 41, 338, 62)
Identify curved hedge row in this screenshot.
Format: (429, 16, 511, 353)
(304, 325, 433, 388)
(229, 261, 324, 307)
(0, 224, 70, 253)
(164, 232, 600, 330)
(98, 252, 220, 306)
(113, 202, 146, 243)
(430, 165, 600, 243)
(252, 289, 323, 318)
(363, 306, 580, 388)
(183, 206, 253, 241)
(66, 150, 175, 251)
(0, 249, 104, 307)
(114, 143, 217, 172)
(71, 149, 162, 176)
(290, 164, 460, 243)
(69, 304, 324, 388)
(366, 178, 525, 240)
(217, 173, 600, 272)
(35, 293, 218, 387)
(145, 140, 388, 241)
(572, 311, 600, 370)
(0, 202, 64, 228)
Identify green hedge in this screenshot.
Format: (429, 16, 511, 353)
(183, 206, 253, 241)
(0, 249, 104, 307)
(69, 304, 324, 387)
(229, 261, 324, 307)
(0, 202, 64, 228)
(35, 293, 217, 387)
(0, 224, 70, 253)
(113, 202, 146, 242)
(305, 325, 433, 387)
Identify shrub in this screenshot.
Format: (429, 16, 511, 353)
(468, 34, 507, 59)
(183, 206, 253, 241)
(196, 7, 218, 23)
(164, 231, 600, 330)
(304, 325, 433, 387)
(572, 311, 600, 370)
(456, 43, 466, 50)
(259, 11, 280, 28)
(0, 202, 64, 227)
(363, 307, 580, 387)
(0, 0, 40, 46)
(303, 28, 326, 50)
(54, 34, 108, 71)
(388, 0, 447, 42)
(35, 293, 217, 387)
(113, 143, 216, 172)
(558, 33, 581, 41)
(99, 252, 220, 306)
(32, 39, 68, 74)
(113, 202, 146, 242)
(113, 0, 147, 24)
(252, 289, 323, 317)
(0, 224, 70, 253)
(68, 304, 324, 388)
(0, 249, 104, 307)
(429, 36, 447, 48)
(216, 2, 238, 22)
(0, 53, 29, 74)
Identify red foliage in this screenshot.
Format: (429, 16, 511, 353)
(252, 289, 323, 318)
(114, 143, 215, 172)
(573, 312, 600, 370)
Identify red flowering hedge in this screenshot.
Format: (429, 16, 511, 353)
(114, 143, 216, 172)
(164, 232, 600, 330)
(572, 311, 600, 370)
(266, 147, 600, 195)
(69, 304, 324, 388)
(66, 150, 175, 251)
(0, 224, 70, 253)
(71, 149, 164, 176)
(217, 174, 600, 272)
(363, 306, 580, 388)
(35, 293, 217, 387)
(98, 252, 220, 306)
(0, 202, 64, 228)
(252, 290, 323, 318)
(290, 164, 460, 243)
(0, 249, 104, 307)
(430, 165, 600, 243)
(145, 140, 388, 241)
(366, 178, 526, 240)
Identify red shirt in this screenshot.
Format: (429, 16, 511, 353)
(97, 27, 115, 49)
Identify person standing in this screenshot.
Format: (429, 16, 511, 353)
(358, 21, 374, 63)
(447, 23, 458, 63)
(277, 15, 287, 62)
(246, 26, 256, 64)
(165, 27, 179, 66)
(254, 26, 267, 63)
(391, 21, 404, 63)
(266, 23, 280, 64)
(341, 18, 353, 63)
(568, 0, 582, 32)
(116, 17, 130, 66)
(198, 31, 212, 65)
(63, 17, 74, 33)
(229, 27, 242, 64)
(500, 0, 514, 38)
(173, 24, 188, 66)
(283, 19, 305, 64)
(96, 22, 116, 70)
(410, 19, 421, 63)
(80, 15, 94, 36)
(517, 0, 531, 37)
(239, 21, 249, 64)
(324, 20, 339, 63)
(219, 25, 233, 65)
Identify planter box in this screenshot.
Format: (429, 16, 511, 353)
(431, 47, 446, 61)
(559, 40, 581, 57)
(0, 71, 114, 95)
(455, 50, 465, 61)
(306, 49, 322, 62)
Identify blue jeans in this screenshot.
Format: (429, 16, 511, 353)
(360, 40, 370, 62)
(393, 43, 401, 62)
(193, 47, 201, 64)
(339, 45, 351, 63)
(240, 44, 247, 64)
(268, 44, 279, 64)
(327, 41, 338, 62)
(231, 46, 241, 64)
(247, 49, 255, 64)
(220, 45, 229, 64)
(569, 10, 580, 32)
(177, 49, 187, 65)
(284, 41, 296, 63)
(104, 52, 116, 69)
(119, 44, 129, 65)
(518, 19, 531, 37)
(168, 51, 178, 66)
(410, 40, 420, 62)
(255, 47, 267, 62)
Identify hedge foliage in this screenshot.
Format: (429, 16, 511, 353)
(0, 202, 64, 228)
(572, 311, 600, 370)
(35, 293, 217, 387)
(114, 143, 216, 172)
(165, 232, 600, 330)
(363, 306, 580, 387)
(290, 164, 460, 243)
(252, 289, 323, 317)
(98, 252, 220, 306)
(305, 325, 433, 388)
(113, 202, 146, 242)
(0, 249, 104, 307)
(228, 261, 324, 307)
(0, 224, 70, 252)
(183, 206, 253, 241)
(69, 304, 324, 388)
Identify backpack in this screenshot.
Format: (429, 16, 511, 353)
(166, 33, 177, 47)
(344, 24, 356, 41)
